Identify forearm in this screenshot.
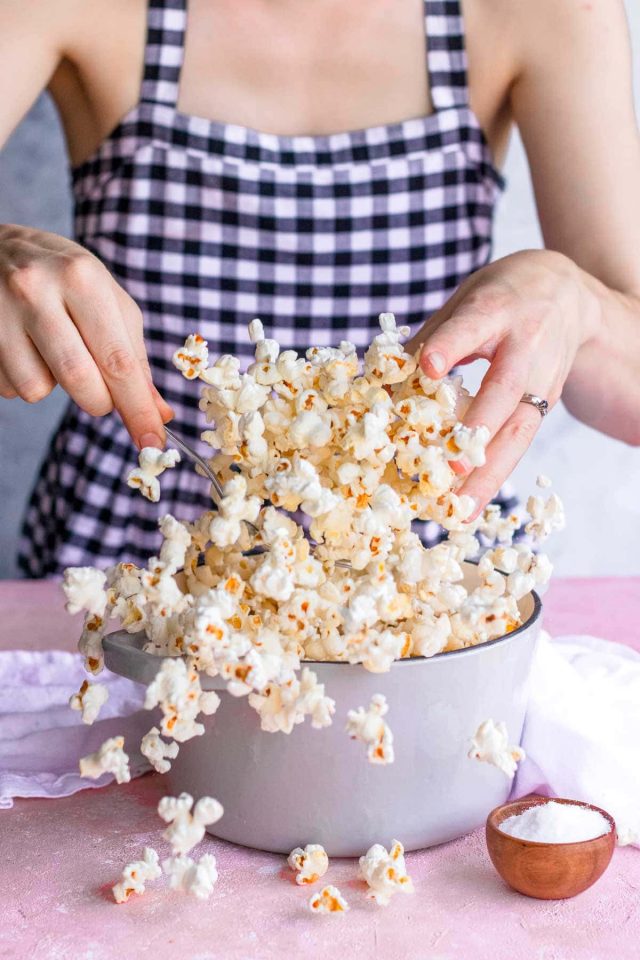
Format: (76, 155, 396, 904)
(562, 270, 640, 446)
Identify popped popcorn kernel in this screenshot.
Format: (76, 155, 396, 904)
(80, 736, 130, 784)
(158, 792, 224, 856)
(163, 853, 218, 899)
(359, 840, 414, 906)
(140, 726, 180, 774)
(346, 693, 394, 765)
(126, 447, 181, 503)
(112, 847, 161, 903)
(287, 844, 329, 885)
(69, 679, 109, 725)
(309, 884, 349, 914)
(468, 718, 525, 779)
(173, 333, 209, 379)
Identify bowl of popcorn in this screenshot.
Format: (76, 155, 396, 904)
(65, 315, 563, 857)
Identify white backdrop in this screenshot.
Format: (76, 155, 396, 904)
(0, 2, 638, 577)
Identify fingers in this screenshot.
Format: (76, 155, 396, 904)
(449, 343, 532, 478)
(25, 309, 114, 417)
(458, 404, 543, 518)
(0, 330, 56, 403)
(64, 263, 166, 449)
(112, 284, 174, 424)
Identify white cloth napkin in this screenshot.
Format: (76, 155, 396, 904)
(1, 636, 639, 846)
(513, 631, 640, 845)
(0, 650, 149, 808)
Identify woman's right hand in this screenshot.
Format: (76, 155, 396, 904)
(0, 224, 173, 448)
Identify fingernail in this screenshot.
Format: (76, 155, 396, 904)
(139, 432, 164, 450)
(424, 351, 446, 375)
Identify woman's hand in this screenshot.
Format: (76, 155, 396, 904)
(0, 224, 173, 448)
(407, 249, 601, 517)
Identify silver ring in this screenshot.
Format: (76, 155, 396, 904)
(520, 393, 549, 418)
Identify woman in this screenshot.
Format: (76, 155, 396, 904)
(1, 0, 638, 575)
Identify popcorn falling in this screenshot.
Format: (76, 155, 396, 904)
(79, 736, 131, 784)
(126, 447, 181, 503)
(140, 726, 180, 774)
(359, 840, 414, 906)
(468, 719, 525, 779)
(158, 792, 224, 856)
(69, 680, 109, 725)
(163, 853, 219, 900)
(346, 694, 395, 765)
(287, 844, 329, 885)
(112, 847, 162, 903)
(309, 885, 349, 914)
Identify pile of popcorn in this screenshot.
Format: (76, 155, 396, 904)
(64, 314, 564, 785)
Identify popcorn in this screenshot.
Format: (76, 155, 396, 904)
(126, 447, 181, 503)
(287, 844, 329, 885)
(158, 792, 224, 856)
(79, 736, 130, 784)
(208, 475, 261, 548)
(163, 853, 218, 899)
(65, 314, 565, 773)
(525, 492, 566, 542)
(309, 885, 349, 914)
(69, 680, 109, 725)
(359, 840, 414, 906)
(112, 848, 161, 903)
(140, 726, 180, 774)
(62, 567, 107, 617)
(616, 824, 640, 847)
(468, 719, 525, 779)
(173, 333, 209, 379)
(442, 423, 490, 467)
(145, 658, 221, 742)
(346, 694, 394, 764)
(536, 474, 552, 488)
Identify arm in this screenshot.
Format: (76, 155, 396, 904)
(0, 0, 171, 447)
(410, 0, 640, 512)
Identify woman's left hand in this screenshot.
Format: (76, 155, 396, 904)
(406, 249, 601, 518)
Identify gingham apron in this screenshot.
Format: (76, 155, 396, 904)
(18, 0, 511, 577)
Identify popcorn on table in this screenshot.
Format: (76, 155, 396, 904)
(126, 447, 181, 503)
(79, 736, 131, 784)
(112, 847, 161, 903)
(468, 719, 525, 779)
(158, 792, 224, 856)
(287, 844, 329, 885)
(163, 853, 218, 900)
(359, 840, 414, 906)
(309, 885, 349, 914)
(346, 694, 395, 765)
(69, 679, 109, 725)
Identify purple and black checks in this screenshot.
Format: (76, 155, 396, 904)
(19, 0, 513, 577)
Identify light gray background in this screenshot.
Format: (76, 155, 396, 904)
(0, 4, 639, 578)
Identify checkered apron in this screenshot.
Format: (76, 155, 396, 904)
(19, 0, 512, 577)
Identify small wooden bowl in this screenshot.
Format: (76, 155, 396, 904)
(486, 797, 616, 900)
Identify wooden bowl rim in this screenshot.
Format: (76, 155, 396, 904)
(487, 796, 616, 849)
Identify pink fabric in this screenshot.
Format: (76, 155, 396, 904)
(1, 578, 640, 959)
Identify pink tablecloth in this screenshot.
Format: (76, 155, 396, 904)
(1, 578, 639, 960)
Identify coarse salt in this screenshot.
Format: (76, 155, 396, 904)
(499, 800, 611, 844)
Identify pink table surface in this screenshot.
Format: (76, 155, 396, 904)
(1, 577, 639, 960)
